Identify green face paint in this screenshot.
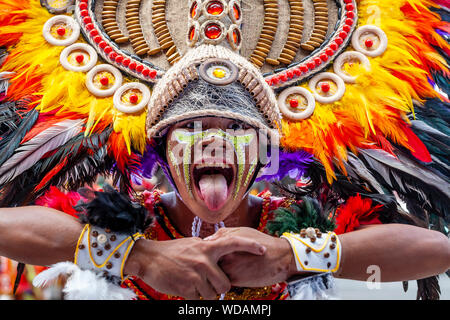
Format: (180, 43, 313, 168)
(169, 128, 256, 199)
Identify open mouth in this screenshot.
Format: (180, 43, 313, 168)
(192, 162, 235, 211)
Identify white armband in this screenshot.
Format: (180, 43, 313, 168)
(281, 228, 342, 273)
(74, 225, 145, 283)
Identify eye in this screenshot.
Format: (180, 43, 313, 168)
(228, 121, 244, 131)
(183, 121, 196, 129)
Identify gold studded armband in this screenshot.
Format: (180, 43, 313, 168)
(74, 225, 145, 283)
(281, 228, 342, 274)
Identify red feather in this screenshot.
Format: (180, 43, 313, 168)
(334, 194, 383, 235)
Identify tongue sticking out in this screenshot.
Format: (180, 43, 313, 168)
(198, 174, 229, 211)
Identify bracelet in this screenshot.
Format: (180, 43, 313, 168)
(281, 228, 342, 273)
(74, 224, 145, 283)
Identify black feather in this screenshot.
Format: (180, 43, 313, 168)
(77, 186, 151, 235)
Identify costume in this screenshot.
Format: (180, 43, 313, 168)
(0, 0, 448, 300)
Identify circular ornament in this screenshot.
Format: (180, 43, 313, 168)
(309, 72, 346, 104)
(43, 15, 80, 46)
(60, 43, 98, 72)
(86, 64, 123, 97)
(201, 20, 226, 43)
(202, 0, 228, 19)
(199, 58, 239, 85)
(351, 25, 388, 57)
(187, 21, 200, 47)
(41, 0, 74, 14)
(227, 24, 242, 51)
(278, 87, 316, 120)
(114, 83, 151, 114)
(333, 51, 371, 83)
(189, 0, 203, 20)
(228, 0, 242, 24)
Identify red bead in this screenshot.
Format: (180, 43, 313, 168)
(85, 23, 94, 31)
(326, 48, 334, 56)
(75, 54, 84, 64)
(149, 70, 157, 79)
(287, 70, 294, 79)
(345, 18, 354, 26)
(99, 41, 107, 49)
(129, 62, 137, 70)
(347, 11, 355, 18)
(80, 9, 88, 17)
(339, 31, 348, 39)
(320, 53, 328, 62)
(343, 25, 351, 32)
(271, 77, 278, 85)
(109, 52, 117, 59)
(335, 37, 343, 45)
(346, 4, 354, 10)
(79, 2, 87, 10)
(93, 35, 102, 43)
(280, 74, 287, 82)
(307, 61, 315, 70)
(136, 64, 144, 73)
(206, 1, 224, 15)
(293, 68, 301, 77)
(365, 39, 374, 48)
(90, 29, 98, 37)
(289, 99, 299, 108)
(123, 58, 130, 67)
(129, 94, 139, 104)
(204, 23, 222, 40)
(115, 55, 123, 63)
(300, 65, 308, 73)
(56, 27, 66, 36)
(344, 0, 352, 3)
(104, 46, 112, 54)
(142, 68, 150, 77)
(83, 17, 92, 24)
(330, 43, 338, 51)
(314, 58, 322, 66)
(100, 77, 109, 86)
(321, 82, 330, 93)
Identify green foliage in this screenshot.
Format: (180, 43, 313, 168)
(266, 197, 336, 237)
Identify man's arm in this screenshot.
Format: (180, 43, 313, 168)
(217, 224, 450, 287)
(0, 206, 266, 300)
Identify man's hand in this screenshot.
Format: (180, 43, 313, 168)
(207, 227, 299, 288)
(124, 235, 266, 300)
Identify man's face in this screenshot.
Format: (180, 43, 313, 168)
(165, 117, 261, 223)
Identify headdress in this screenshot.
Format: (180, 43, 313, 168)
(0, 0, 448, 298)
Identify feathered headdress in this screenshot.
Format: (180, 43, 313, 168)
(0, 0, 448, 299)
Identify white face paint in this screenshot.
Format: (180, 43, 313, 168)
(165, 118, 261, 221)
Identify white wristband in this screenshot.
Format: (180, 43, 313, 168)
(74, 225, 145, 283)
(281, 228, 342, 273)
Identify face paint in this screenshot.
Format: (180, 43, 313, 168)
(170, 128, 256, 199)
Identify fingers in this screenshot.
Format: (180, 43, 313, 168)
(205, 264, 231, 296)
(195, 278, 219, 300)
(209, 236, 266, 260)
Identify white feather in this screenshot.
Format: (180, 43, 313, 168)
(0, 119, 83, 185)
(33, 262, 136, 300)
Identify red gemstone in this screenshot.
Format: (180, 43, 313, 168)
(300, 65, 308, 73)
(190, 2, 198, 18)
(233, 4, 241, 20)
(326, 48, 334, 56)
(189, 26, 196, 41)
(207, 1, 224, 15)
(76, 54, 84, 64)
(321, 82, 331, 93)
(320, 53, 328, 62)
(100, 77, 109, 86)
(130, 94, 139, 104)
(294, 68, 301, 77)
(115, 55, 124, 63)
(142, 68, 150, 77)
(347, 11, 355, 18)
(149, 70, 157, 79)
(289, 99, 299, 108)
(204, 23, 222, 39)
(343, 25, 351, 32)
(365, 39, 374, 48)
(56, 27, 66, 36)
(232, 29, 241, 44)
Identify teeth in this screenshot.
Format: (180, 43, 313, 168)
(195, 163, 231, 169)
